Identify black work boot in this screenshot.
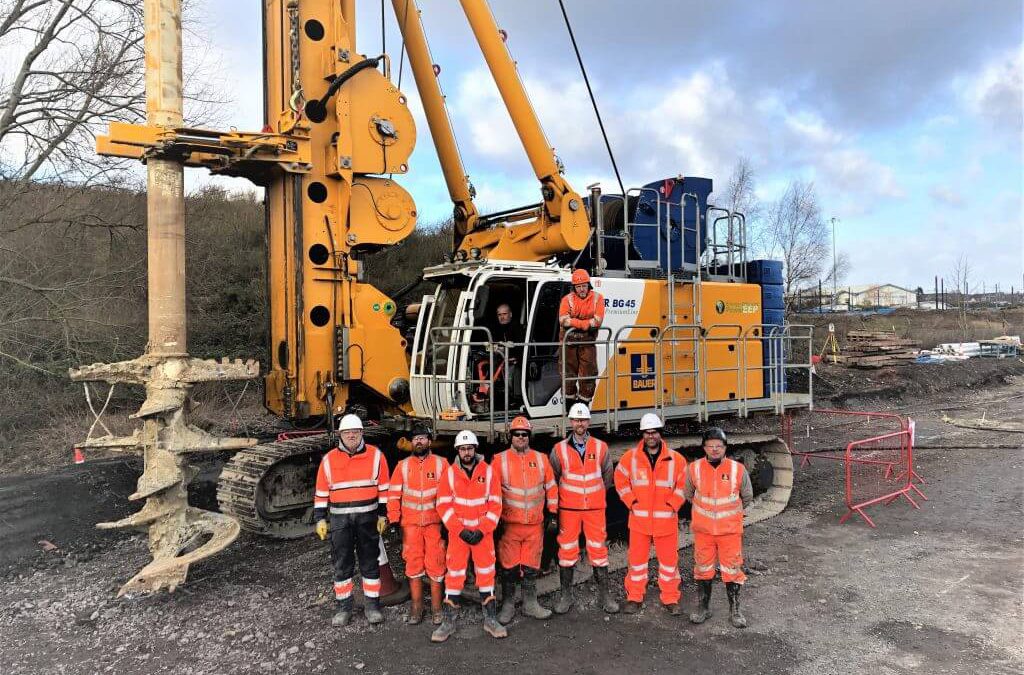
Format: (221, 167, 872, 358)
(364, 595, 384, 625)
(553, 566, 575, 614)
(726, 582, 747, 628)
(331, 598, 353, 627)
(689, 580, 713, 624)
(521, 568, 552, 619)
(497, 569, 518, 625)
(481, 595, 509, 638)
(593, 566, 620, 614)
(431, 598, 458, 642)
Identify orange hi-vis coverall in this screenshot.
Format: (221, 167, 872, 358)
(313, 443, 390, 602)
(437, 455, 502, 598)
(614, 440, 688, 604)
(492, 447, 557, 570)
(550, 434, 613, 567)
(683, 457, 754, 584)
(387, 453, 449, 583)
(558, 289, 605, 403)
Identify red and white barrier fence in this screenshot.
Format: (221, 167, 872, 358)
(790, 409, 927, 528)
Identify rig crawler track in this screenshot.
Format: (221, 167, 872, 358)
(217, 435, 335, 539)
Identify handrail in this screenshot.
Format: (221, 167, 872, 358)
(661, 323, 702, 413)
(624, 187, 662, 270)
(427, 325, 510, 441)
(560, 326, 613, 436)
(610, 324, 661, 431)
(416, 316, 812, 431)
(701, 323, 744, 418)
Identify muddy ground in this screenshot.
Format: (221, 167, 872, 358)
(2, 362, 1023, 674)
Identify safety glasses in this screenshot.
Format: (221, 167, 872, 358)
(510, 432, 530, 438)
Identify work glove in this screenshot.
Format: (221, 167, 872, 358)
(315, 519, 328, 541)
(459, 529, 484, 545)
(377, 516, 388, 536)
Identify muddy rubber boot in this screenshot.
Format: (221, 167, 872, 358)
(663, 602, 682, 616)
(331, 598, 353, 627)
(498, 569, 517, 625)
(726, 582, 747, 628)
(430, 599, 458, 643)
(593, 566, 620, 614)
(520, 568, 552, 620)
(622, 600, 641, 614)
(553, 566, 575, 615)
(364, 596, 384, 625)
(689, 580, 713, 624)
(408, 577, 425, 625)
(481, 595, 508, 639)
(429, 580, 444, 626)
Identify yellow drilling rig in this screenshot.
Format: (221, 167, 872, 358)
(77, 0, 812, 594)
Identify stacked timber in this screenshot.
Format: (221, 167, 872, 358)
(835, 330, 920, 368)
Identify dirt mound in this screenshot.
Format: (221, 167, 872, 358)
(809, 358, 1024, 405)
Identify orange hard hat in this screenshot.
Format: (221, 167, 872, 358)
(571, 269, 590, 286)
(510, 416, 532, 432)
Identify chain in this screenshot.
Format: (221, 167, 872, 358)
(288, 1, 303, 110)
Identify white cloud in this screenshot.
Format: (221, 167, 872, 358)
(928, 184, 965, 208)
(448, 60, 905, 221)
(956, 48, 1024, 140)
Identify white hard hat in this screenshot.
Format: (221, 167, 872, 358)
(568, 403, 591, 420)
(338, 414, 363, 431)
(454, 429, 479, 447)
(639, 413, 663, 431)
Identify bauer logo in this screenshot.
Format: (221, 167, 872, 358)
(630, 353, 656, 391)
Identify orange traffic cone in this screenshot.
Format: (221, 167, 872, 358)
(376, 537, 410, 606)
(73, 447, 85, 464)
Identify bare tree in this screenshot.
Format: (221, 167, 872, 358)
(948, 253, 973, 339)
(0, 0, 224, 375)
(822, 251, 851, 289)
(720, 156, 764, 253)
(761, 180, 830, 304)
(0, 0, 222, 183)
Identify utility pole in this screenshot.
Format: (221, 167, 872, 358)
(830, 217, 839, 310)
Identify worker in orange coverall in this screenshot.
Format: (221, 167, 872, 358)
(493, 415, 558, 624)
(615, 412, 688, 615)
(684, 427, 753, 628)
(387, 423, 448, 626)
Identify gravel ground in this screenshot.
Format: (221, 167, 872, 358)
(1, 374, 1022, 675)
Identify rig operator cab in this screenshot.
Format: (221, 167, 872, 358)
(408, 179, 814, 443)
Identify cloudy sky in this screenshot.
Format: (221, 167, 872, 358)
(196, 1, 1022, 292)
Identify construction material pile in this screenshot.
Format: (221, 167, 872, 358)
(917, 335, 1021, 363)
(835, 329, 921, 368)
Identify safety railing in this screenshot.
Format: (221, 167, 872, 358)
(705, 206, 748, 279)
(558, 326, 614, 435)
(623, 187, 663, 272)
(700, 324, 745, 418)
(661, 323, 702, 412)
(427, 325, 511, 441)
(419, 317, 813, 430)
(608, 324, 662, 431)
